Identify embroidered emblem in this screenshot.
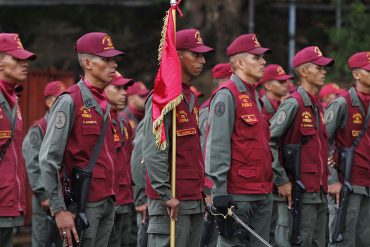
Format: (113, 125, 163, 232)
(102, 35, 114, 50)
(353, 113, 362, 124)
(177, 128, 196, 136)
(240, 95, 252, 107)
(193, 107, 199, 126)
(177, 110, 189, 123)
(252, 34, 261, 47)
(241, 114, 257, 124)
(0, 130, 11, 139)
(55, 111, 66, 129)
(314, 47, 323, 57)
(352, 130, 360, 137)
(194, 31, 203, 44)
(214, 102, 225, 117)
(302, 111, 312, 123)
(81, 106, 92, 118)
(15, 34, 23, 49)
(276, 66, 285, 75)
(276, 111, 287, 125)
(124, 126, 129, 140)
(30, 132, 39, 145)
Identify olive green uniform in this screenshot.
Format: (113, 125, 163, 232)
(270, 87, 327, 247)
(325, 89, 370, 247)
(205, 75, 272, 247)
(142, 96, 205, 247)
(39, 81, 115, 247)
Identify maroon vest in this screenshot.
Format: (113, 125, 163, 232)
(334, 88, 370, 187)
(214, 80, 273, 195)
(35, 117, 48, 137)
(146, 96, 205, 201)
(0, 99, 27, 216)
(63, 84, 117, 202)
(112, 112, 134, 205)
(281, 89, 328, 192)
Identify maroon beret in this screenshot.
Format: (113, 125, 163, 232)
(111, 72, 134, 87)
(126, 81, 150, 97)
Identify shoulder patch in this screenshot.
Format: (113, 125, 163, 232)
(55, 111, 67, 129)
(214, 101, 225, 117)
(276, 110, 287, 125)
(325, 110, 334, 124)
(29, 132, 39, 145)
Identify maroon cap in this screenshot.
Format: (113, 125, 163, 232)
(176, 29, 213, 53)
(347, 51, 370, 71)
(319, 83, 341, 99)
(44, 81, 66, 97)
(227, 34, 270, 57)
(0, 33, 36, 60)
(293, 46, 334, 68)
(111, 72, 134, 87)
(126, 81, 150, 97)
(76, 32, 125, 57)
(212, 63, 232, 79)
(259, 64, 293, 83)
(287, 80, 297, 93)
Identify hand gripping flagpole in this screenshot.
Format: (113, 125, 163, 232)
(170, 1, 177, 247)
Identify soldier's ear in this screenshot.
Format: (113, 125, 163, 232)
(83, 58, 92, 70)
(352, 69, 360, 81)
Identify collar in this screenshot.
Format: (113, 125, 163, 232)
(298, 86, 314, 107)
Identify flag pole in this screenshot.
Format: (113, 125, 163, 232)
(170, 2, 177, 247)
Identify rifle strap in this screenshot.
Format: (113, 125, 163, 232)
(86, 107, 110, 172)
(352, 104, 370, 148)
(0, 106, 17, 161)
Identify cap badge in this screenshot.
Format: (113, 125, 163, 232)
(277, 66, 285, 75)
(314, 47, 323, 57)
(102, 35, 114, 50)
(15, 34, 23, 49)
(252, 35, 261, 47)
(367, 52, 370, 62)
(194, 31, 203, 44)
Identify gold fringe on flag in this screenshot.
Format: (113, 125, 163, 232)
(152, 94, 183, 150)
(157, 10, 170, 64)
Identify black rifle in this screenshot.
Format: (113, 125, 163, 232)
(64, 167, 92, 246)
(332, 147, 354, 243)
(283, 143, 305, 246)
(45, 215, 59, 247)
(200, 205, 216, 247)
(138, 217, 149, 247)
(63, 102, 110, 246)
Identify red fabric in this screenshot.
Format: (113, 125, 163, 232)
(211, 63, 232, 79)
(259, 64, 293, 83)
(43, 81, 66, 97)
(334, 89, 370, 187)
(62, 84, 117, 202)
(227, 34, 270, 57)
(281, 90, 328, 192)
(293, 46, 333, 68)
(0, 80, 16, 109)
(0, 93, 26, 217)
(146, 87, 204, 200)
(0, 33, 36, 60)
(152, 7, 182, 148)
(212, 80, 273, 195)
(83, 78, 108, 113)
(347, 52, 370, 71)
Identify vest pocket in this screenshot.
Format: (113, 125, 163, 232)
(232, 148, 263, 180)
(82, 125, 100, 135)
(0, 181, 15, 206)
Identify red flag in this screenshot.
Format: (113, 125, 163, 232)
(152, 7, 182, 150)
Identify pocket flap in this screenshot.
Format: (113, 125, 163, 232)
(82, 125, 100, 135)
(241, 114, 258, 125)
(237, 166, 257, 179)
(300, 127, 316, 136)
(300, 164, 319, 173)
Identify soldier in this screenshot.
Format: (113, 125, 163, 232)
(259, 64, 293, 121)
(199, 63, 232, 151)
(22, 80, 66, 247)
(39, 32, 124, 247)
(121, 81, 149, 133)
(205, 33, 273, 246)
(142, 28, 213, 247)
(131, 119, 148, 247)
(199, 63, 231, 247)
(105, 73, 136, 247)
(270, 46, 333, 247)
(0, 33, 36, 247)
(319, 82, 342, 109)
(326, 51, 370, 247)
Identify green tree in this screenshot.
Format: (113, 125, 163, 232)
(327, 1, 370, 84)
